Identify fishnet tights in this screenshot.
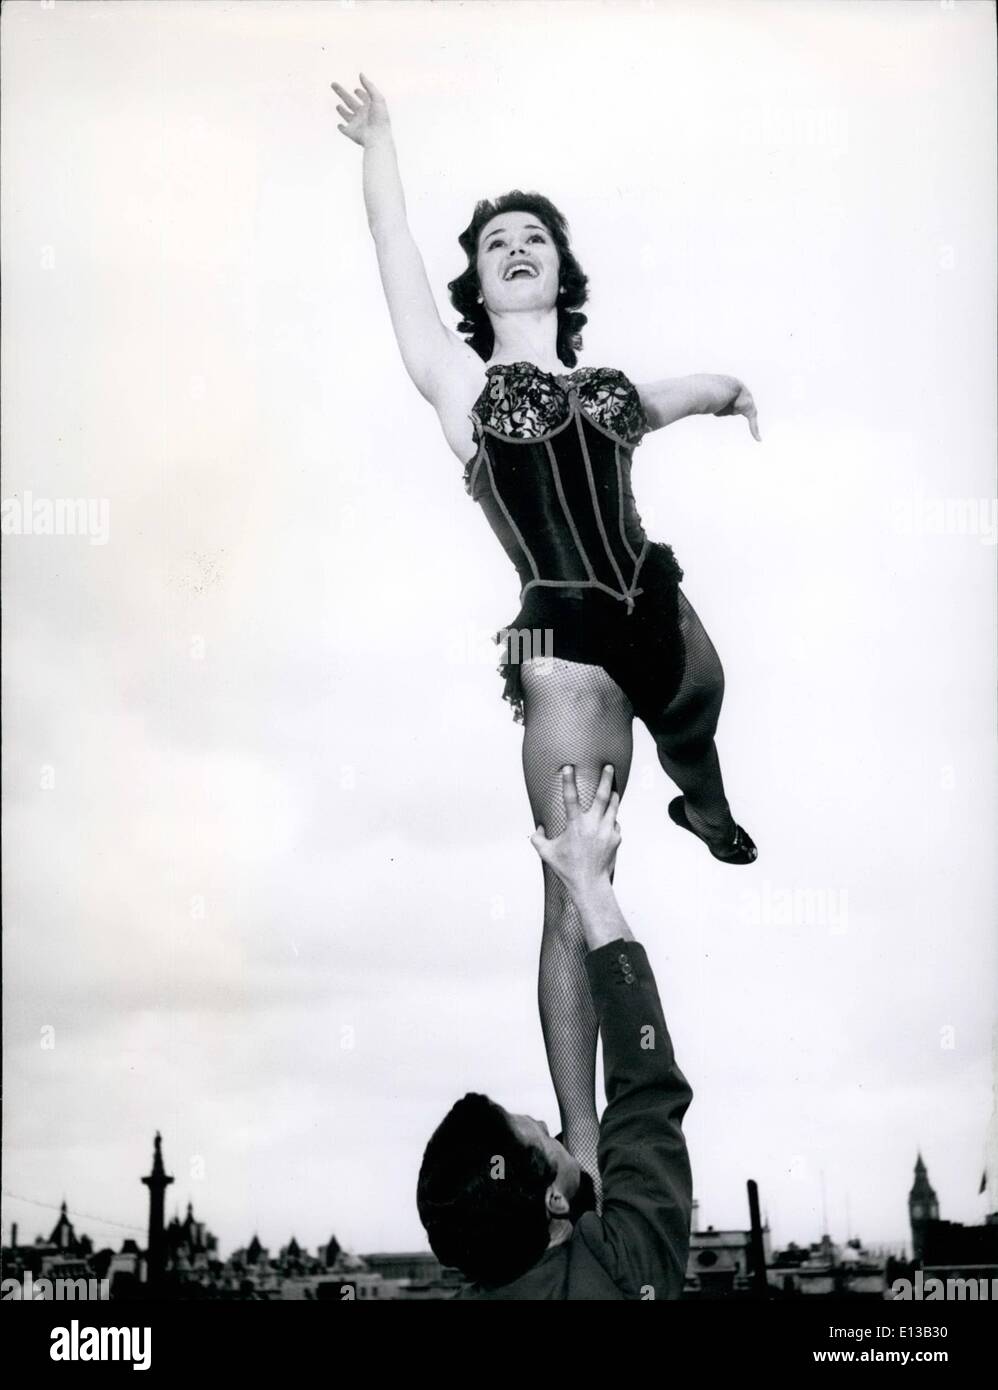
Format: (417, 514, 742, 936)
(520, 590, 733, 1205)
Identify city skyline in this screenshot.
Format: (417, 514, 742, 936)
(6, 1132, 994, 1303)
(4, 1136, 986, 1261)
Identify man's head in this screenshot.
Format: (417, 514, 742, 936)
(416, 1093, 593, 1288)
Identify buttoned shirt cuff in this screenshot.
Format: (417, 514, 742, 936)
(585, 938, 646, 993)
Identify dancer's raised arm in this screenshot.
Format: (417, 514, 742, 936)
(636, 373, 761, 440)
(332, 73, 475, 404)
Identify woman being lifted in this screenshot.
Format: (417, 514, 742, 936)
(333, 74, 761, 1202)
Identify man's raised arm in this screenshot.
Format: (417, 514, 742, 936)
(530, 766, 694, 1299)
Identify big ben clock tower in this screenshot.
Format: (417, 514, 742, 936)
(908, 1152, 939, 1260)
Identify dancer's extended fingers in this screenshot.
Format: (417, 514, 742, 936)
(735, 388, 761, 443)
(359, 72, 383, 99)
(331, 81, 361, 110)
(560, 764, 581, 820)
(605, 789, 621, 830)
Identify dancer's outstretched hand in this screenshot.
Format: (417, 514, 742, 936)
(332, 72, 391, 146)
(716, 381, 761, 442)
(530, 764, 621, 898)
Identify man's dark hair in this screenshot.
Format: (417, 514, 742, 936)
(447, 190, 590, 368)
(416, 1092, 555, 1287)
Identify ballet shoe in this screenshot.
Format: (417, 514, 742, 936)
(668, 796, 758, 865)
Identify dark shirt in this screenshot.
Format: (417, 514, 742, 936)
(455, 939, 694, 1300)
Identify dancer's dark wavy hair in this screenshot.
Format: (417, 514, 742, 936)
(447, 191, 589, 368)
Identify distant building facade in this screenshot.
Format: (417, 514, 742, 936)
(903, 1153, 998, 1284)
(908, 1152, 940, 1261)
(685, 1222, 771, 1297)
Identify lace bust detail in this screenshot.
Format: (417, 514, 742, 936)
(463, 361, 649, 491)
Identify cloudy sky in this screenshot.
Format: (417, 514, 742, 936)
(2, 0, 995, 1261)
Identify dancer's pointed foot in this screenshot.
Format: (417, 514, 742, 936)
(668, 796, 758, 864)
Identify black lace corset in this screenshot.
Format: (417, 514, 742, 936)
(463, 362, 652, 612)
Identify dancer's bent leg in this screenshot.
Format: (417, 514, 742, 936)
(646, 589, 737, 842)
(520, 656, 634, 1207)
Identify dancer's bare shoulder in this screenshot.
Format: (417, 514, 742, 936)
(422, 334, 494, 468)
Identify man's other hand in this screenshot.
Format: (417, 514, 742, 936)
(529, 765, 621, 898)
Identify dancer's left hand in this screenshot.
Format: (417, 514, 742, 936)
(717, 383, 761, 441)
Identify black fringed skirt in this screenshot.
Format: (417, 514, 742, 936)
(493, 540, 687, 726)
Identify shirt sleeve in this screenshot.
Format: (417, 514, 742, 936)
(580, 939, 694, 1299)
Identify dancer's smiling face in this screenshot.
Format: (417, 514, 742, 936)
(476, 210, 560, 315)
